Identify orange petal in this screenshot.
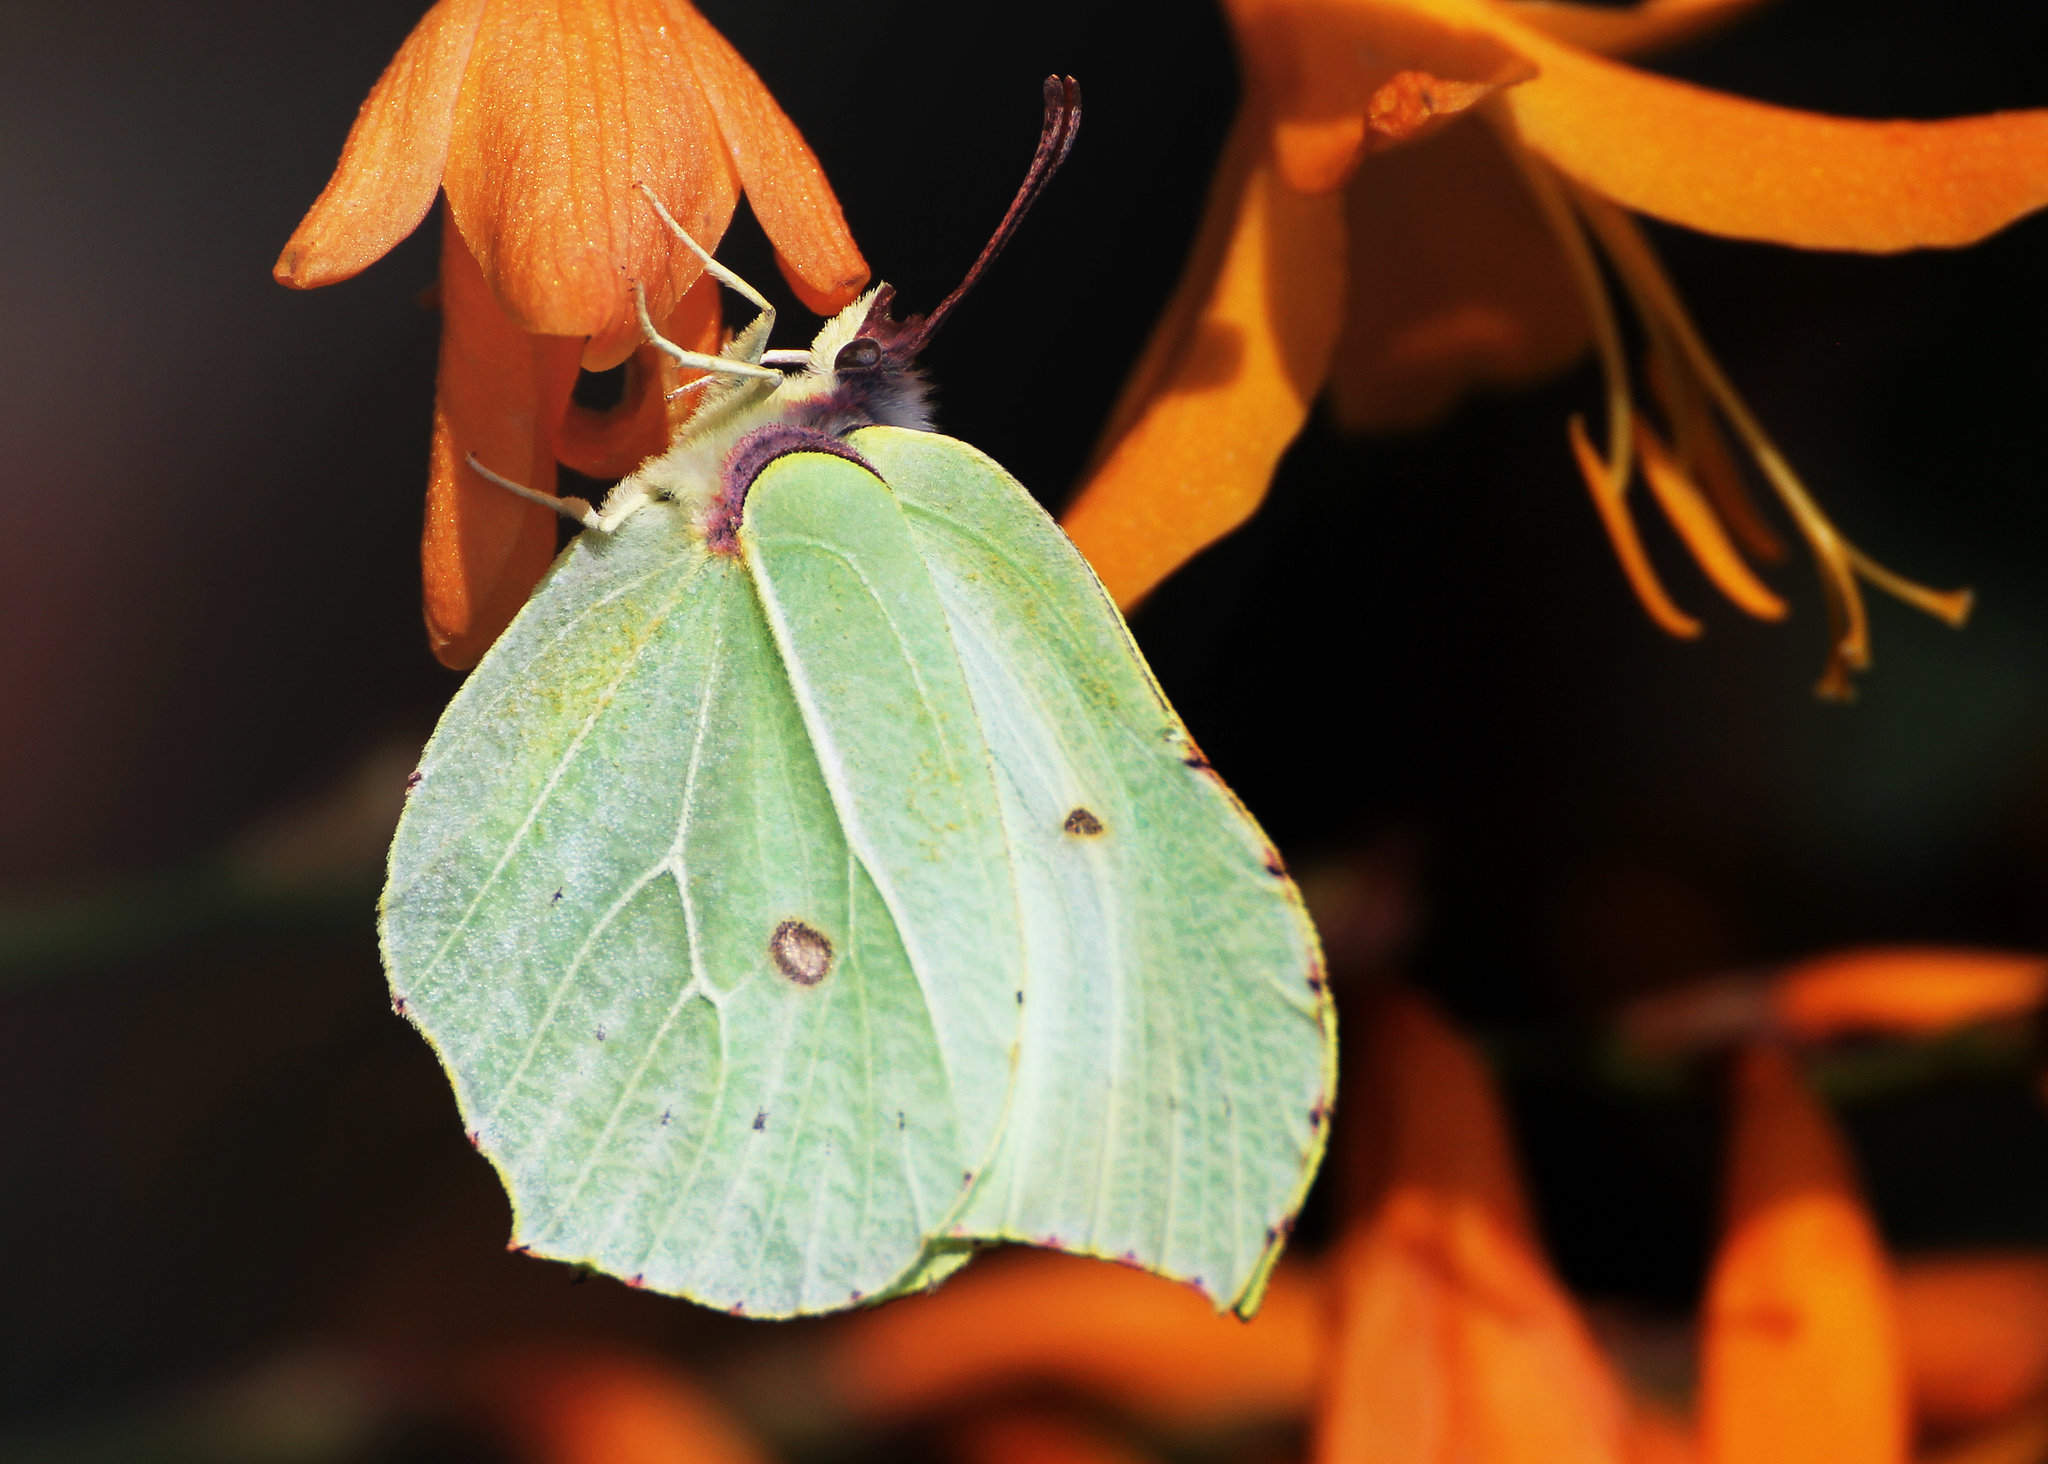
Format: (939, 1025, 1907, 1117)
(1897, 1252, 2048, 1432)
(1503, 0, 1774, 60)
(1636, 422, 1787, 621)
(442, 0, 740, 367)
(1918, 1398, 2048, 1464)
(824, 1249, 1320, 1431)
(1062, 112, 1346, 608)
(951, 1411, 1163, 1464)
(1226, 0, 1534, 192)
(556, 273, 724, 481)
(274, 0, 485, 289)
(423, 208, 579, 669)
(1327, 113, 1590, 434)
(663, 0, 869, 315)
(1493, 19, 2048, 251)
(468, 1345, 770, 1464)
(1313, 992, 1631, 1464)
(1770, 948, 2048, 1041)
(1698, 1044, 1907, 1464)
(1628, 1398, 1699, 1464)
(1569, 415, 1704, 639)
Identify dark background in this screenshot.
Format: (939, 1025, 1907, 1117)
(3, 0, 2048, 1451)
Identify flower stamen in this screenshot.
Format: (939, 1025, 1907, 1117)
(1512, 142, 1708, 638)
(1501, 146, 1973, 698)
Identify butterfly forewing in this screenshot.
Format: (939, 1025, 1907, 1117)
(383, 503, 989, 1316)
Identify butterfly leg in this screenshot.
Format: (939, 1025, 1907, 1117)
(630, 282, 780, 382)
(636, 183, 776, 347)
(464, 454, 613, 533)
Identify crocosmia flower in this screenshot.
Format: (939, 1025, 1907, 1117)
(1064, 0, 2048, 694)
(277, 0, 869, 666)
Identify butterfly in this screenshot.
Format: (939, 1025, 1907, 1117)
(382, 78, 1335, 1318)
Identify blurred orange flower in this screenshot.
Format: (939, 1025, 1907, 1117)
(461, 1345, 771, 1464)
(277, 0, 868, 666)
(1700, 1042, 1909, 1464)
(1314, 991, 1632, 1463)
(1062, 0, 2048, 694)
(1619, 946, 2048, 1053)
(806, 975, 2048, 1464)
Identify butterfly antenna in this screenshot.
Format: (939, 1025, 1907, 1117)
(887, 75, 1081, 359)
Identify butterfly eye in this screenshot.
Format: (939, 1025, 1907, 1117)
(834, 337, 883, 371)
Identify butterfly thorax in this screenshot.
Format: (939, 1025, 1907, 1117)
(608, 286, 933, 552)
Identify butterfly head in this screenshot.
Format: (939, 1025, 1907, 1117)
(782, 75, 1082, 432)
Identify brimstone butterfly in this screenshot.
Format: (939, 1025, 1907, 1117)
(381, 79, 1334, 1318)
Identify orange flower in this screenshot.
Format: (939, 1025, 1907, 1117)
(277, 0, 868, 666)
(1313, 990, 1634, 1463)
(1699, 1043, 1909, 1464)
(1896, 1252, 2048, 1435)
(459, 1345, 771, 1464)
(1062, 0, 2048, 694)
(1616, 946, 2048, 1053)
(824, 1248, 1322, 1433)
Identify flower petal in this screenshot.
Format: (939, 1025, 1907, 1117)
(951, 1413, 1161, 1464)
(274, 0, 486, 288)
(663, 0, 870, 315)
(1898, 1253, 2048, 1433)
(1327, 113, 1589, 433)
(423, 209, 580, 669)
(1314, 992, 1631, 1464)
(1917, 1405, 2048, 1464)
(1628, 1400, 1699, 1464)
(1699, 1045, 1908, 1464)
(1062, 114, 1346, 608)
(824, 1250, 1320, 1431)
(1770, 947, 2048, 1041)
(556, 273, 724, 480)
(1503, 0, 1774, 60)
(1496, 22, 2048, 250)
(442, 0, 740, 366)
(466, 1346, 771, 1464)
(1227, 0, 1534, 192)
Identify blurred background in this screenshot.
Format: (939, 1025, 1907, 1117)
(3, 0, 2047, 1457)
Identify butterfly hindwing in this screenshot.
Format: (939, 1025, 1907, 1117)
(747, 429, 1335, 1314)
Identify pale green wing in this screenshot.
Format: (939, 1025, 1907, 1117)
(380, 501, 1019, 1316)
(745, 430, 1336, 1315)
